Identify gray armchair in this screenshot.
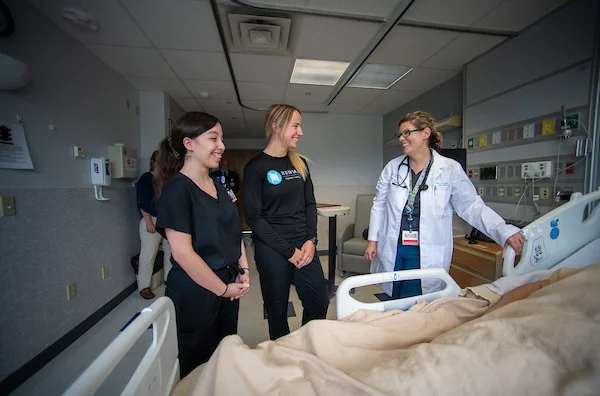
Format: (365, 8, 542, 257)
(337, 194, 375, 276)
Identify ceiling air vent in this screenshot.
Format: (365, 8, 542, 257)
(228, 14, 291, 53)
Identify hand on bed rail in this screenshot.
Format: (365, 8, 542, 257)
(502, 231, 526, 259)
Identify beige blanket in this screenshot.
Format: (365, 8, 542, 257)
(176, 264, 600, 396)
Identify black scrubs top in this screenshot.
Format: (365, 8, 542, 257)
(156, 173, 242, 271)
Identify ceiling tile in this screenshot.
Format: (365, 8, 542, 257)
(292, 16, 380, 62)
(474, 0, 569, 32)
(183, 80, 236, 99)
(198, 98, 241, 113)
(390, 68, 458, 92)
(243, 108, 267, 127)
(359, 105, 397, 116)
(219, 116, 248, 135)
(161, 50, 231, 80)
(401, 0, 503, 27)
(238, 82, 286, 101)
(122, 0, 222, 51)
(86, 45, 176, 78)
(324, 103, 365, 115)
(331, 87, 384, 107)
(127, 78, 191, 97)
(368, 26, 459, 67)
(173, 97, 203, 112)
(369, 90, 421, 107)
(211, 109, 244, 121)
(28, 0, 152, 47)
(422, 34, 505, 70)
(285, 84, 333, 103)
(230, 54, 293, 83)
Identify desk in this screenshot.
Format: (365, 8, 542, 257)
(317, 204, 351, 297)
(450, 237, 504, 288)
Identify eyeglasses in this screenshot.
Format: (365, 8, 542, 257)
(395, 128, 424, 139)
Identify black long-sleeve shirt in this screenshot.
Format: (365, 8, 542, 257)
(136, 172, 157, 217)
(243, 152, 317, 259)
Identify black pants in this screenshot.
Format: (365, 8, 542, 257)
(254, 239, 329, 340)
(165, 264, 240, 377)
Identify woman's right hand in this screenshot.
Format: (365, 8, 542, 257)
(145, 220, 156, 234)
(288, 248, 304, 268)
(364, 241, 377, 261)
(221, 282, 249, 301)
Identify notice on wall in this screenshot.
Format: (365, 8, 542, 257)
(0, 121, 34, 169)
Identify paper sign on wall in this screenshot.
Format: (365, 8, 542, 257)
(479, 135, 487, 147)
(0, 121, 34, 169)
(125, 157, 137, 171)
(542, 119, 555, 135)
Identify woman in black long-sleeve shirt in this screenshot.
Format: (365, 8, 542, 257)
(244, 104, 329, 340)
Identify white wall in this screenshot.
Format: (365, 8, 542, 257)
(140, 91, 168, 175)
(299, 113, 382, 250)
(0, 0, 141, 385)
(464, 0, 597, 223)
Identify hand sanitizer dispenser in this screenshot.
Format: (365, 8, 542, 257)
(90, 157, 111, 201)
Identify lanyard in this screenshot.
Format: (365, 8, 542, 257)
(404, 156, 433, 231)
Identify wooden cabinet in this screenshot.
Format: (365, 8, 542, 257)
(450, 237, 503, 288)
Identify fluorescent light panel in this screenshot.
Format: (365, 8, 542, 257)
(348, 64, 413, 89)
(290, 59, 350, 86)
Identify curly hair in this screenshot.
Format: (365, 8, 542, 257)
(398, 111, 443, 151)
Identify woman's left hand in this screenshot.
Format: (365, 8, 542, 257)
(234, 270, 250, 299)
(298, 240, 316, 268)
(503, 231, 526, 258)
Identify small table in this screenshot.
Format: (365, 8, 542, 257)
(317, 204, 351, 298)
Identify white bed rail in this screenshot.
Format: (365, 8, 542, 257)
(63, 297, 180, 396)
(503, 190, 600, 277)
(336, 268, 461, 319)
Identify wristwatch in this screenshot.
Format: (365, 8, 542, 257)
(309, 237, 318, 245)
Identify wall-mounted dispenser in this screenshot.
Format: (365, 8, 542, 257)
(108, 144, 138, 179)
(90, 157, 111, 201)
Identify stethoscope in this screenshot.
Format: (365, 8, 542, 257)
(391, 151, 433, 191)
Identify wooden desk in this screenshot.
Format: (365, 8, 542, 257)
(450, 237, 504, 288)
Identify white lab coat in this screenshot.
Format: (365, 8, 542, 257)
(368, 150, 520, 295)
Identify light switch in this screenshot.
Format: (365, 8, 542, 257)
(0, 195, 16, 217)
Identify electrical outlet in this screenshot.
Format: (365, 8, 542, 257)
(101, 266, 109, 280)
(521, 161, 552, 179)
(0, 195, 16, 217)
(492, 131, 502, 145)
(478, 187, 484, 196)
(72, 145, 85, 158)
(541, 188, 550, 200)
(498, 187, 505, 197)
(514, 187, 521, 197)
(66, 283, 77, 301)
(523, 123, 535, 139)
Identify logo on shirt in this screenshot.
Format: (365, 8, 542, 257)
(266, 170, 283, 185)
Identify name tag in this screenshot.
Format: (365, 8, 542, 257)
(402, 230, 419, 245)
(226, 189, 237, 203)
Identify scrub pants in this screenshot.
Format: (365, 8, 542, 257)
(392, 243, 422, 299)
(165, 263, 240, 377)
(254, 239, 329, 340)
(138, 217, 172, 290)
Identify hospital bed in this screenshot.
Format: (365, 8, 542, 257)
(64, 190, 600, 396)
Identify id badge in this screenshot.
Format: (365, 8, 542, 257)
(226, 189, 237, 203)
(402, 230, 419, 245)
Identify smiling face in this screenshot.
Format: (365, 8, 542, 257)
(398, 121, 430, 157)
(183, 122, 225, 170)
(279, 110, 303, 150)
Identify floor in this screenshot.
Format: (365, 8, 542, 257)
(14, 247, 382, 395)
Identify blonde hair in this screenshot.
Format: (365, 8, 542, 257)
(398, 110, 443, 150)
(264, 104, 309, 180)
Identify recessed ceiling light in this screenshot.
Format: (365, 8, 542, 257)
(61, 7, 100, 31)
(290, 59, 350, 86)
(348, 64, 412, 89)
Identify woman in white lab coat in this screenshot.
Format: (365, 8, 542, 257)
(364, 111, 525, 298)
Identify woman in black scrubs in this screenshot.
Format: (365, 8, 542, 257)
(154, 112, 250, 376)
(244, 104, 329, 340)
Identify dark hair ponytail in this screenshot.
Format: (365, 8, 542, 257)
(154, 112, 220, 196)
